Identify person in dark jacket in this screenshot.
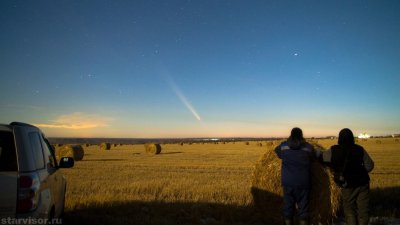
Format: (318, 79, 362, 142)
(275, 127, 315, 225)
(321, 128, 374, 225)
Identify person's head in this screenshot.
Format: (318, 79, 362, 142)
(290, 127, 304, 141)
(338, 128, 355, 145)
(287, 127, 305, 148)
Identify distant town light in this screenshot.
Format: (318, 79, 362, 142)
(358, 133, 370, 139)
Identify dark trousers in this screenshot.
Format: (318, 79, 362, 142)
(283, 186, 310, 219)
(342, 183, 370, 225)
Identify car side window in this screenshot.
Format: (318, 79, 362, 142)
(0, 131, 18, 171)
(28, 132, 45, 169)
(41, 135, 57, 169)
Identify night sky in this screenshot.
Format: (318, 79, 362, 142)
(1, 1, 399, 138)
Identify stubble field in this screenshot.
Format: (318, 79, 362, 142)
(61, 138, 400, 225)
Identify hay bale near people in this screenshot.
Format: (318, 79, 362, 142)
(56, 145, 84, 161)
(100, 142, 111, 150)
(144, 143, 161, 155)
(251, 148, 341, 225)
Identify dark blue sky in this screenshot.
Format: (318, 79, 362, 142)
(1, 1, 399, 137)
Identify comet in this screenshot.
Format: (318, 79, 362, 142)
(166, 76, 201, 121)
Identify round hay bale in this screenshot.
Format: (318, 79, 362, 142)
(257, 143, 263, 147)
(245, 142, 250, 145)
(100, 142, 111, 150)
(251, 149, 340, 225)
(84, 143, 90, 147)
(144, 143, 161, 154)
(56, 145, 84, 161)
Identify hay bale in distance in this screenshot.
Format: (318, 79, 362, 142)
(56, 145, 84, 161)
(245, 142, 250, 145)
(273, 140, 282, 145)
(144, 143, 162, 154)
(100, 142, 111, 150)
(376, 140, 382, 144)
(251, 148, 340, 225)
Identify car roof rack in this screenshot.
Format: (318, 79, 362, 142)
(10, 122, 36, 127)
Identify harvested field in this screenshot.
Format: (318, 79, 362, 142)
(61, 139, 400, 225)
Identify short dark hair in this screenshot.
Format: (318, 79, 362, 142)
(338, 128, 355, 145)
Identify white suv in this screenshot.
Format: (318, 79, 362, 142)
(0, 122, 74, 224)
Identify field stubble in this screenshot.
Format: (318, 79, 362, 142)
(62, 139, 400, 225)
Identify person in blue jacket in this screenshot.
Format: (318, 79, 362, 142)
(275, 127, 315, 225)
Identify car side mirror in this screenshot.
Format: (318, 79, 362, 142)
(59, 157, 74, 168)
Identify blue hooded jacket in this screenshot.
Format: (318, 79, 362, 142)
(275, 141, 315, 188)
